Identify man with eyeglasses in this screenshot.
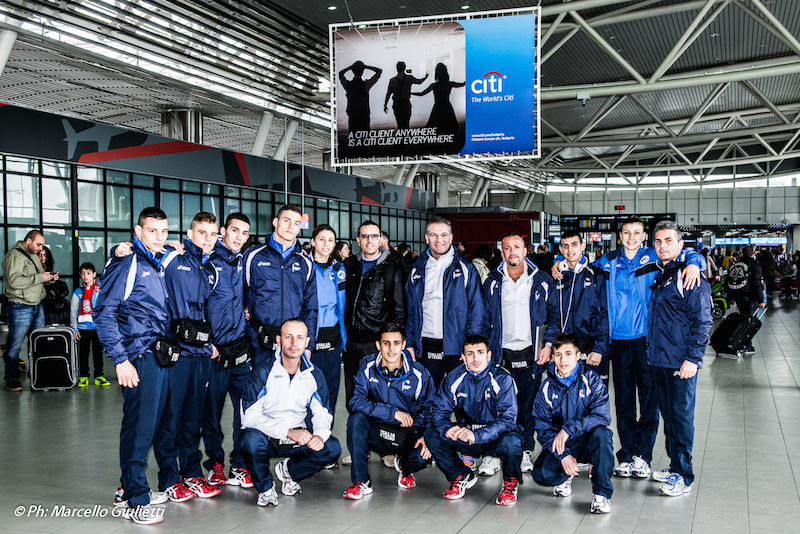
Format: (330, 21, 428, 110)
(342, 220, 407, 413)
(405, 216, 487, 387)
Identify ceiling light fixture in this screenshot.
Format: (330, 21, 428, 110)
(461, 4, 470, 10)
(328, 5, 337, 11)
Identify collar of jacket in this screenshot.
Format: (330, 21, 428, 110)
(374, 351, 412, 381)
(496, 257, 539, 277)
(213, 238, 241, 263)
(466, 362, 493, 379)
(558, 255, 589, 274)
(132, 237, 165, 268)
(545, 360, 586, 389)
(357, 246, 391, 265)
(266, 233, 300, 258)
(274, 349, 314, 374)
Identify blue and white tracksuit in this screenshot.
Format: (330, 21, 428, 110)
(348, 351, 434, 482)
(153, 239, 214, 490)
(311, 258, 347, 416)
(244, 235, 317, 366)
(405, 246, 488, 385)
(201, 239, 250, 474)
(483, 259, 552, 451)
(545, 257, 609, 379)
(532, 361, 614, 498)
(240, 353, 341, 493)
(424, 363, 522, 482)
(647, 252, 712, 486)
(596, 247, 705, 465)
(93, 238, 169, 508)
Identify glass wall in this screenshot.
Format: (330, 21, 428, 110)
(0, 154, 429, 293)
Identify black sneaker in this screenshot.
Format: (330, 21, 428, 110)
(6, 380, 22, 391)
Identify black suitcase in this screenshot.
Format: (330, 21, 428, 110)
(29, 326, 78, 391)
(709, 310, 764, 358)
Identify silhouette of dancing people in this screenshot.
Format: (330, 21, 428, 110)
(339, 60, 382, 132)
(412, 63, 465, 134)
(383, 62, 428, 130)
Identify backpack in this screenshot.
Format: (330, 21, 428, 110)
(725, 261, 751, 293)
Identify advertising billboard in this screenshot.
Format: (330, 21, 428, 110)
(330, 8, 539, 165)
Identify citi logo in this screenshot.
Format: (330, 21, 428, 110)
(471, 71, 506, 94)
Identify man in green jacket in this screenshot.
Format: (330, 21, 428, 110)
(2, 231, 58, 391)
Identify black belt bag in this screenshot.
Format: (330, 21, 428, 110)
(250, 318, 280, 350)
(172, 318, 213, 347)
(151, 337, 181, 367)
(375, 422, 410, 448)
(503, 346, 535, 370)
(270, 428, 304, 450)
(216, 336, 251, 369)
(422, 337, 456, 361)
(315, 325, 341, 352)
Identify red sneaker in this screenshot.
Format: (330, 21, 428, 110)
(208, 462, 228, 486)
(343, 480, 373, 500)
(495, 477, 518, 506)
(165, 480, 195, 503)
(443, 472, 478, 500)
(184, 477, 221, 498)
(398, 473, 416, 489)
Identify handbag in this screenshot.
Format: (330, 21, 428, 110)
(216, 336, 252, 369)
(151, 336, 181, 367)
(172, 318, 213, 347)
(249, 317, 280, 350)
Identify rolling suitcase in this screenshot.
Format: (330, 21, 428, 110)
(29, 326, 78, 391)
(709, 309, 765, 358)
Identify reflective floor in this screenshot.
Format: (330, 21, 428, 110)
(2, 298, 799, 533)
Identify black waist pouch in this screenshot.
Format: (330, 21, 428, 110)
(250, 318, 281, 350)
(172, 318, 213, 347)
(151, 337, 181, 367)
(217, 336, 252, 369)
(315, 325, 341, 352)
(375, 422, 411, 448)
(502, 346, 535, 370)
(421, 337, 445, 361)
(269, 428, 305, 450)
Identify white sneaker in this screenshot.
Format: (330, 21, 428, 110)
(651, 466, 672, 482)
(659, 474, 692, 496)
(148, 490, 169, 505)
(341, 455, 353, 465)
(478, 456, 502, 476)
(121, 504, 164, 525)
(631, 456, 651, 478)
(521, 451, 534, 473)
(553, 476, 573, 497)
(590, 494, 611, 514)
(613, 462, 632, 477)
(275, 458, 302, 496)
(257, 484, 279, 506)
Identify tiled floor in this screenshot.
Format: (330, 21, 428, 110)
(2, 298, 800, 533)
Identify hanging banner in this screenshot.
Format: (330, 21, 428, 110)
(330, 8, 539, 164)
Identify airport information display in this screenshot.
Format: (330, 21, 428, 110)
(330, 8, 539, 164)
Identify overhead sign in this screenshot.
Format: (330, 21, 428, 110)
(614, 205, 625, 210)
(330, 9, 539, 164)
(590, 232, 602, 242)
(548, 223, 561, 237)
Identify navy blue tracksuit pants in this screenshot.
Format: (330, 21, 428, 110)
(532, 425, 614, 499)
(424, 427, 523, 482)
(508, 364, 542, 452)
(202, 360, 251, 472)
(346, 411, 431, 483)
(652, 365, 697, 486)
(119, 352, 168, 507)
(154, 355, 211, 490)
(609, 337, 659, 464)
(240, 429, 341, 493)
(311, 345, 343, 418)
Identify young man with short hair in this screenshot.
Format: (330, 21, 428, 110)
(647, 221, 712, 497)
(153, 212, 221, 502)
(532, 333, 614, 514)
(240, 319, 341, 507)
(343, 323, 435, 499)
(483, 233, 552, 475)
(424, 335, 522, 505)
(94, 207, 171, 525)
(201, 213, 254, 488)
(244, 204, 317, 367)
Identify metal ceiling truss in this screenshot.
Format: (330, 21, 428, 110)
(530, 0, 800, 192)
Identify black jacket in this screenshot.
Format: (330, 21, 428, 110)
(344, 247, 406, 342)
(727, 256, 765, 305)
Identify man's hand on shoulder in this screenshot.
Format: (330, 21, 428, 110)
(681, 264, 701, 289)
(115, 242, 133, 258)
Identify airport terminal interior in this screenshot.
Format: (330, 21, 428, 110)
(1, 0, 800, 532)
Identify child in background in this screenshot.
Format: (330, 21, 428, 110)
(70, 262, 108, 387)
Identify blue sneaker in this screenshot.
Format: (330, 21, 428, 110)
(659, 474, 692, 496)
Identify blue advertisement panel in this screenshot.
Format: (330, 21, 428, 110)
(331, 11, 537, 162)
(460, 16, 536, 155)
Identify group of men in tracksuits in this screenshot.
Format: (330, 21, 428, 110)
(94, 207, 711, 524)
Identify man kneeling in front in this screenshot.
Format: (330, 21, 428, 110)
(240, 319, 341, 506)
